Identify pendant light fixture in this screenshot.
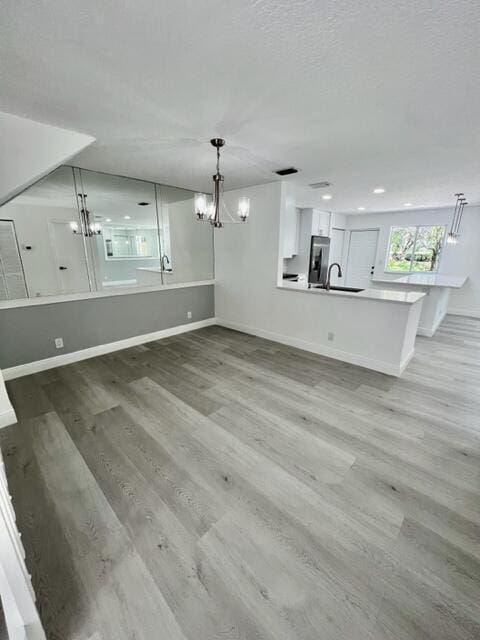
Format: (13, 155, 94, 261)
(455, 198, 467, 240)
(70, 193, 102, 236)
(194, 138, 250, 228)
(447, 193, 467, 245)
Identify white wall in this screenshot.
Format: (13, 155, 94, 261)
(0, 202, 88, 297)
(0, 111, 94, 205)
(438, 207, 480, 316)
(344, 206, 480, 317)
(162, 197, 214, 285)
(215, 182, 422, 375)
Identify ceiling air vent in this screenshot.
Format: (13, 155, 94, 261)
(309, 181, 331, 189)
(275, 167, 299, 176)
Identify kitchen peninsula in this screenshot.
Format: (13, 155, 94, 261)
(272, 280, 425, 376)
(370, 273, 467, 336)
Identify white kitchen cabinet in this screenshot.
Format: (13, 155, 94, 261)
(282, 200, 300, 258)
(283, 208, 333, 277)
(300, 208, 331, 237)
(311, 210, 331, 236)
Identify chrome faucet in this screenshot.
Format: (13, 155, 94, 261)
(161, 254, 170, 270)
(325, 263, 343, 290)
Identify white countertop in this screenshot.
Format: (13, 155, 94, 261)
(137, 267, 174, 274)
(372, 274, 467, 288)
(278, 281, 425, 305)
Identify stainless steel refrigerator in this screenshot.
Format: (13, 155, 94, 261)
(308, 235, 330, 285)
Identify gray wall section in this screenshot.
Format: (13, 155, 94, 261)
(0, 285, 214, 369)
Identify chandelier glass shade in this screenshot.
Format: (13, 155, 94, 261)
(194, 138, 250, 228)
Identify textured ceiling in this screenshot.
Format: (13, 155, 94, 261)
(2, 0, 480, 213)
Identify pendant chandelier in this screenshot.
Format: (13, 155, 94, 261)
(70, 193, 102, 236)
(446, 192, 467, 245)
(194, 138, 250, 228)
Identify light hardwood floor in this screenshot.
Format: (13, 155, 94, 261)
(2, 315, 480, 639)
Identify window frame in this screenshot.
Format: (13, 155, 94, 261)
(384, 224, 447, 274)
(102, 224, 161, 261)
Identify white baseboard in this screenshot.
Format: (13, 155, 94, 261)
(1, 313, 422, 385)
(216, 318, 407, 376)
(447, 308, 480, 319)
(416, 327, 434, 337)
(2, 318, 216, 381)
(416, 309, 447, 337)
(398, 348, 415, 375)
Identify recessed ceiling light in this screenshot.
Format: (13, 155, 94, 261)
(106, 218, 112, 222)
(373, 187, 385, 194)
(404, 202, 412, 207)
(322, 194, 332, 200)
(357, 206, 366, 211)
(124, 215, 131, 220)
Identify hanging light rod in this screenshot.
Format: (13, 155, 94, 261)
(70, 193, 102, 236)
(194, 138, 250, 228)
(454, 198, 467, 235)
(447, 192, 467, 245)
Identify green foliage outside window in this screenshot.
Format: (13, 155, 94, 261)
(387, 225, 445, 272)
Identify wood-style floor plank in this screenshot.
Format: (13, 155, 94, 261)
(2, 315, 480, 639)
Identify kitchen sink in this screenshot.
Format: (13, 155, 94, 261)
(313, 285, 364, 293)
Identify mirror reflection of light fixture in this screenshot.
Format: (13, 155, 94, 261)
(447, 193, 467, 245)
(194, 138, 250, 228)
(71, 193, 102, 236)
(237, 196, 250, 222)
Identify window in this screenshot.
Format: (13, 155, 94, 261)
(103, 226, 160, 260)
(386, 225, 445, 273)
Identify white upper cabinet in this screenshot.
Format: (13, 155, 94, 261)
(282, 198, 300, 258)
(300, 208, 331, 237)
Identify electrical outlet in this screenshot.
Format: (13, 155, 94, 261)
(327, 332, 334, 342)
(55, 337, 64, 349)
(187, 311, 192, 320)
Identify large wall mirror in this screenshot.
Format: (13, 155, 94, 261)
(0, 166, 214, 301)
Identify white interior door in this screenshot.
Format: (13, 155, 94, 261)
(49, 221, 91, 294)
(0, 220, 28, 300)
(345, 229, 379, 289)
(328, 228, 345, 286)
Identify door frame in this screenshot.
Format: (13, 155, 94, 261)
(344, 227, 380, 287)
(47, 218, 91, 294)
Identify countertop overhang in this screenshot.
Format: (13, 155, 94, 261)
(278, 282, 425, 305)
(372, 274, 467, 288)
